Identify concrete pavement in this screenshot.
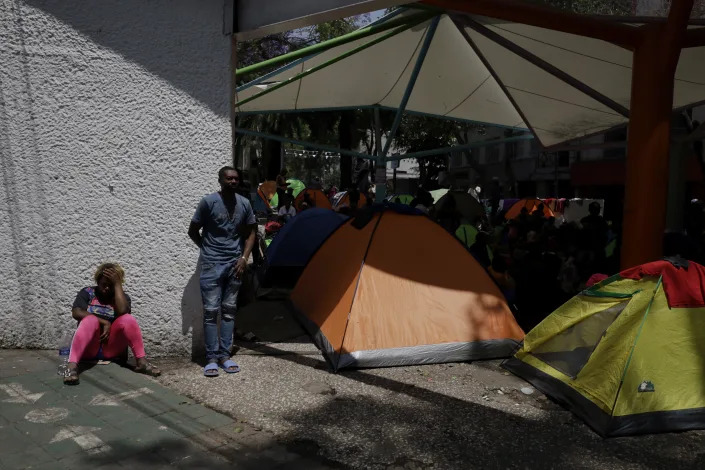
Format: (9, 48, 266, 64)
(4, 299, 705, 469)
(0, 349, 332, 469)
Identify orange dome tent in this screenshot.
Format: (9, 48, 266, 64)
(505, 198, 554, 220)
(295, 188, 332, 211)
(332, 191, 367, 210)
(257, 181, 278, 208)
(291, 206, 524, 371)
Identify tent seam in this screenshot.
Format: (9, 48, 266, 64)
(489, 24, 633, 70)
(489, 22, 705, 87)
(610, 275, 663, 421)
(452, 17, 538, 143)
(335, 212, 385, 371)
(376, 20, 430, 105)
(504, 86, 625, 116)
(443, 75, 492, 117)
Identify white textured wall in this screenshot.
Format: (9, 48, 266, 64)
(0, 0, 232, 356)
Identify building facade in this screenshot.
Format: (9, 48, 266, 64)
(1, 0, 234, 356)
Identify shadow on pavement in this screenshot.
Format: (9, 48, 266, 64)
(242, 342, 705, 469)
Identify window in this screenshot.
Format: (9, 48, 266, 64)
(604, 127, 627, 159)
(488, 145, 501, 164)
(506, 142, 517, 160)
(530, 301, 629, 378)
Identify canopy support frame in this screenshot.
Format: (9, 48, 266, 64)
(235, 15, 430, 110)
(457, 15, 630, 118)
(452, 17, 543, 149)
(385, 134, 533, 161)
(381, 15, 441, 158)
(421, 0, 639, 49)
(620, 0, 695, 268)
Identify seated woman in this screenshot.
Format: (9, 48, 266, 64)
(64, 263, 160, 385)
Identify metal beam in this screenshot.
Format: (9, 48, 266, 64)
(548, 141, 626, 152)
(235, 0, 412, 40)
(620, 0, 694, 268)
(385, 134, 533, 161)
(233, 128, 376, 160)
(457, 16, 630, 118)
(452, 17, 541, 147)
(381, 15, 440, 156)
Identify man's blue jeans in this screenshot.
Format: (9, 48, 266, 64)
(200, 261, 242, 362)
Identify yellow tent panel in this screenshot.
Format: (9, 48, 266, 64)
(505, 259, 705, 436)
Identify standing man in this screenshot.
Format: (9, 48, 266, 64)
(188, 166, 256, 377)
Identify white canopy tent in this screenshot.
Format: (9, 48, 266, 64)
(234, 7, 705, 148)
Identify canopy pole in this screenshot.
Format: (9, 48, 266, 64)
(233, 128, 376, 161)
(230, 34, 239, 165)
(620, 0, 693, 269)
(374, 107, 386, 202)
(235, 15, 430, 110)
(381, 16, 440, 158)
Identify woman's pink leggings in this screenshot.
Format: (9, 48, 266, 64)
(69, 314, 146, 363)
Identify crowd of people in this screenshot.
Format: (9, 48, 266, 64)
(263, 173, 621, 332)
(482, 202, 616, 331)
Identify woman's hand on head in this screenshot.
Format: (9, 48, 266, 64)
(102, 268, 121, 286)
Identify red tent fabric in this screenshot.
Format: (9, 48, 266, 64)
(621, 260, 705, 308)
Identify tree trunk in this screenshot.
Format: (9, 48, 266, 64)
(263, 138, 282, 180)
(339, 110, 354, 189)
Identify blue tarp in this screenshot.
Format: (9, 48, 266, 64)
(265, 208, 348, 268)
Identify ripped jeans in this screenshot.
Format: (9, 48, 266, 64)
(200, 261, 242, 362)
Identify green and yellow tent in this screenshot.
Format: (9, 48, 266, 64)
(388, 194, 414, 205)
(455, 223, 493, 262)
(270, 178, 306, 208)
(504, 258, 705, 437)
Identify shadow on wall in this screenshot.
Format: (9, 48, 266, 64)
(24, 0, 231, 117)
(181, 261, 204, 361)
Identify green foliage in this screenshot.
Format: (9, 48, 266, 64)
(537, 0, 631, 15)
(237, 15, 371, 187)
(286, 152, 341, 189)
(394, 115, 484, 187)
(304, 14, 371, 43)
